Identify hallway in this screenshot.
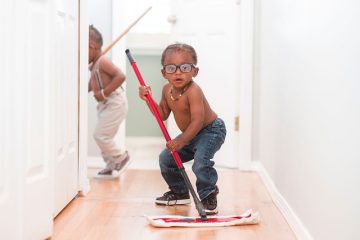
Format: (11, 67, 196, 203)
(52, 169, 296, 240)
(1, 1, 359, 239)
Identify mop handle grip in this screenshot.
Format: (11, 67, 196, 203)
(125, 49, 184, 168)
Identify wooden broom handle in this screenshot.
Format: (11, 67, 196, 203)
(101, 6, 152, 56)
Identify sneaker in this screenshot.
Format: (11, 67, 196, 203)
(155, 191, 191, 206)
(114, 152, 130, 172)
(97, 168, 113, 175)
(201, 190, 219, 215)
(95, 162, 118, 179)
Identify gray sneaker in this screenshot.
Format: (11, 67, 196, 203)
(114, 151, 130, 172)
(97, 161, 115, 175)
(97, 168, 113, 175)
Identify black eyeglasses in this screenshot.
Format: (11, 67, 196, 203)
(163, 63, 196, 74)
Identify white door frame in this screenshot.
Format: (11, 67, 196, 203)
(168, 0, 255, 170)
(237, 0, 255, 170)
(78, 0, 90, 195)
(83, 0, 255, 171)
(0, 1, 21, 238)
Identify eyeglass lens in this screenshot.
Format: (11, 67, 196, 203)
(164, 64, 194, 73)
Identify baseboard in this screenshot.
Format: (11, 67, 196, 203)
(252, 161, 313, 240)
(87, 156, 104, 168)
(87, 137, 164, 170)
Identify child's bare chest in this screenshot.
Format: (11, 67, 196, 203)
(167, 96, 190, 114)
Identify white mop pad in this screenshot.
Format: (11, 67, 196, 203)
(146, 209, 260, 227)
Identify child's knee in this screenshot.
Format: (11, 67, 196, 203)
(192, 157, 214, 174)
(159, 149, 169, 159)
(93, 131, 110, 145)
(159, 150, 175, 168)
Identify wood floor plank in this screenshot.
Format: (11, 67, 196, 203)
(52, 169, 297, 240)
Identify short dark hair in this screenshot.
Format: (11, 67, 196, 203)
(89, 25, 103, 47)
(161, 43, 198, 65)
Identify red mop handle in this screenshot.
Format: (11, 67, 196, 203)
(125, 49, 184, 168)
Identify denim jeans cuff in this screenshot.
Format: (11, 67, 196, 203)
(170, 187, 189, 195)
(199, 186, 219, 200)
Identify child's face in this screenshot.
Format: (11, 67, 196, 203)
(161, 51, 198, 89)
(88, 40, 100, 63)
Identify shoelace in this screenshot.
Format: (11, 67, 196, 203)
(163, 191, 175, 198)
(162, 192, 179, 206)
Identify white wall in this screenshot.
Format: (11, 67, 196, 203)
(253, 0, 360, 239)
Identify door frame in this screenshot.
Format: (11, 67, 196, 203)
(78, 0, 90, 195)
(106, 1, 257, 170)
(237, 0, 255, 170)
(168, 0, 255, 170)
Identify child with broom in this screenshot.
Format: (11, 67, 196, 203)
(139, 43, 226, 214)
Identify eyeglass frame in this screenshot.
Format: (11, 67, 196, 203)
(162, 63, 196, 74)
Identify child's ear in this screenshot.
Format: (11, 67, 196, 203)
(193, 67, 199, 77)
(161, 69, 166, 77)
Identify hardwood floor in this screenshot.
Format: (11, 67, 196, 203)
(52, 168, 297, 240)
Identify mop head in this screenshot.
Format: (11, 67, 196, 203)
(146, 209, 260, 227)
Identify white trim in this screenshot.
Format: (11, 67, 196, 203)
(78, 0, 90, 196)
(87, 156, 105, 168)
(237, 0, 254, 170)
(252, 161, 313, 240)
(87, 137, 165, 170)
(126, 33, 170, 55)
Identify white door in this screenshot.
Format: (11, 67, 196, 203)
(0, 81, 20, 239)
(0, 1, 21, 238)
(169, 0, 241, 168)
(53, 0, 79, 216)
(19, 0, 54, 238)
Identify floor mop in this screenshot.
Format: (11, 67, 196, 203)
(125, 49, 260, 227)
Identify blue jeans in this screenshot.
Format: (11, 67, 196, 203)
(159, 118, 226, 200)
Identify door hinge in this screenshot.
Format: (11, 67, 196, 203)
(235, 116, 240, 132)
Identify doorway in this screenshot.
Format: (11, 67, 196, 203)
(125, 52, 167, 169)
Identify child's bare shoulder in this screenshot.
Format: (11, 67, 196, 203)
(187, 81, 203, 94)
(162, 83, 171, 92)
(98, 56, 120, 75)
(98, 56, 113, 68)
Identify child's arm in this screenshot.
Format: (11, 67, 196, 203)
(139, 85, 171, 120)
(99, 58, 126, 97)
